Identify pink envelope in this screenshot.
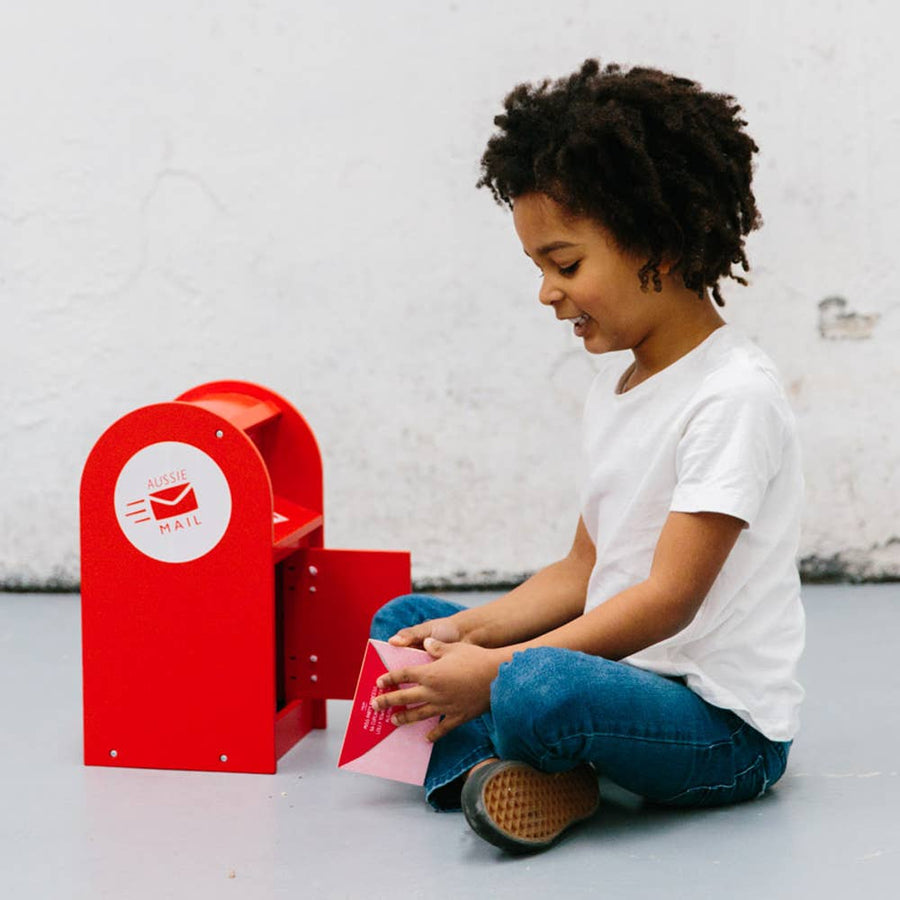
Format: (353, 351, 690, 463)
(338, 640, 438, 785)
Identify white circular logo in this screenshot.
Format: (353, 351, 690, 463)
(114, 441, 232, 563)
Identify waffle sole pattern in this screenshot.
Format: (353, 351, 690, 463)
(461, 761, 600, 853)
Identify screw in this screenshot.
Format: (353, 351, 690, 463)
(310, 674, 318, 683)
(309, 586, 316, 593)
(215, 430, 224, 438)
(309, 655, 318, 663)
(220, 754, 228, 763)
(308, 565, 318, 576)
(109, 750, 118, 758)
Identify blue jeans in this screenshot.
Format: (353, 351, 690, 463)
(371, 594, 791, 812)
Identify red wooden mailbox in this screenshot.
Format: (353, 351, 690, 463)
(80, 380, 410, 774)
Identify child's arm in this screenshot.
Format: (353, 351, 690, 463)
(505, 510, 745, 660)
(388, 516, 595, 649)
(374, 509, 743, 741)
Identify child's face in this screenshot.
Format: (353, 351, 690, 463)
(512, 192, 664, 355)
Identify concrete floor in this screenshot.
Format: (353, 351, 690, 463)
(0, 584, 897, 899)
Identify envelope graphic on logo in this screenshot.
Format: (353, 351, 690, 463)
(148, 484, 199, 521)
(338, 640, 438, 785)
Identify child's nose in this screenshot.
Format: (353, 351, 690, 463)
(539, 281, 564, 306)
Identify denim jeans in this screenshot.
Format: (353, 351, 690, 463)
(371, 594, 791, 812)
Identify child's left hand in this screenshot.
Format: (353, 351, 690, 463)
(372, 639, 500, 742)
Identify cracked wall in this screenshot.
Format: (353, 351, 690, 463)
(2, 1, 899, 588)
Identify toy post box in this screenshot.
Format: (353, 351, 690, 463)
(80, 380, 411, 774)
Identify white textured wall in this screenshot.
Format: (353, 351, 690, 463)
(2, 0, 898, 588)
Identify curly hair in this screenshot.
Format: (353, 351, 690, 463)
(477, 59, 762, 306)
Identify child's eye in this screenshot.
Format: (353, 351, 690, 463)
(559, 262, 580, 276)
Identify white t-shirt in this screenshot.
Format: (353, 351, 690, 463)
(581, 325, 805, 741)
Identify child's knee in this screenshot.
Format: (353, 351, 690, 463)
(370, 594, 420, 640)
(489, 649, 626, 763)
(491, 648, 586, 727)
(369, 593, 446, 640)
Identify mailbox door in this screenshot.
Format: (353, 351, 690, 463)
(281, 548, 412, 702)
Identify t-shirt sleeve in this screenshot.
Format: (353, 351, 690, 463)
(670, 377, 788, 527)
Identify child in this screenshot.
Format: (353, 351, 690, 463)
(369, 59, 804, 854)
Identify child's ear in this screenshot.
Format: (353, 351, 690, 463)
(657, 253, 682, 277)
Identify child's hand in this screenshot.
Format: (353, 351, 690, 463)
(388, 617, 462, 649)
(372, 639, 499, 742)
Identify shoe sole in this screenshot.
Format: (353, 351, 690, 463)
(462, 761, 599, 853)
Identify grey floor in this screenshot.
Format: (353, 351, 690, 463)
(1, 584, 898, 899)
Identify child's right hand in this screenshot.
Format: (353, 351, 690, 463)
(388, 617, 463, 649)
